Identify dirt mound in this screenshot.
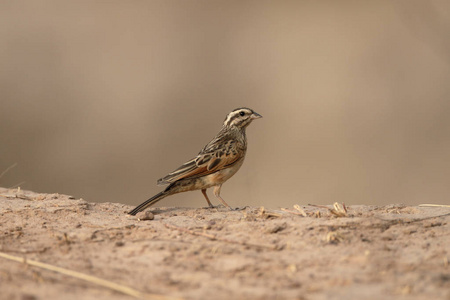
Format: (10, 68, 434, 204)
(1, 187, 449, 300)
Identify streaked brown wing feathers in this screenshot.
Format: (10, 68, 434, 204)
(157, 139, 242, 184)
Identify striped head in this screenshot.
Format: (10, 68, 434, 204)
(223, 108, 262, 129)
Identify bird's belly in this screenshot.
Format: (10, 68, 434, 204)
(203, 159, 244, 187)
(169, 159, 245, 193)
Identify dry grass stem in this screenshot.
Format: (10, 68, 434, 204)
(308, 203, 348, 217)
(281, 205, 308, 217)
(0, 163, 18, 180)
(293, 205, 308, 216)
(0, 187, 33, 200)
(419, 204, 450, 208)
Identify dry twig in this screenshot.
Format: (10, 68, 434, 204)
(0, 251, 181, 300)
(258, 206, 282, 219)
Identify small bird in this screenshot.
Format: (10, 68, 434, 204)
(128, 107, 262, 215)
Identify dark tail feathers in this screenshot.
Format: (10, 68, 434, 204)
(128, 191, 168, 215)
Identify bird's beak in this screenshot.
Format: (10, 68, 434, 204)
(251, 112, 262, 119)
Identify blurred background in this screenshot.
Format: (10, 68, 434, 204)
(1, 0, 449, 208)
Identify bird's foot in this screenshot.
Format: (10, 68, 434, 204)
(203, 205, 219, 209)
(231, 206, 249, 211)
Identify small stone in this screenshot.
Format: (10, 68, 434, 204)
(136, 211, 154, 221)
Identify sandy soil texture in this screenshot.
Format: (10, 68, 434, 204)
(0, 187, 449, 300)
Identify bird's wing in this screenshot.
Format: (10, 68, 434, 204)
(157, 139, 242, 185)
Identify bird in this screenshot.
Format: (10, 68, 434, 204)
(128, 107, 262, 215)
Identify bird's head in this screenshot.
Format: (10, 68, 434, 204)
(223, 108, 262, 129)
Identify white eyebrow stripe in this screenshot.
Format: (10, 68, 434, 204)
(224, 111, 240, 126)
(223, 108, 253, 126)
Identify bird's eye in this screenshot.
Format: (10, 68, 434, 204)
(239, 111, 245, 116)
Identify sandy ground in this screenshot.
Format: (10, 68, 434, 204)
(0, 187, 449, 300)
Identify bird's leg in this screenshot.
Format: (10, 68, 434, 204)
(213, 185, 233, 210)
(201, 189, 215, 208)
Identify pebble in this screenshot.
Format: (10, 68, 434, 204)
(136, 211, 154, 220)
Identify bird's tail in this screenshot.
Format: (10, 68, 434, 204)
(128, 191, 168, 215)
